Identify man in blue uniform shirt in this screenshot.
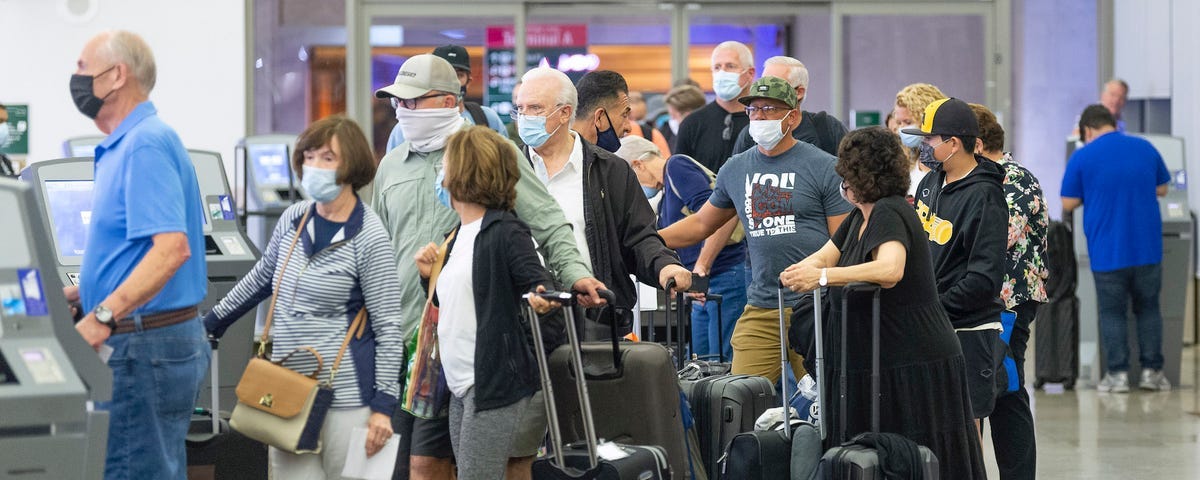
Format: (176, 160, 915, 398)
(64, 30, 210, 480)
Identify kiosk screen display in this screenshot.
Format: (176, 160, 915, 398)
(44, 180, 94, 259)
(247, 144, 291, 186)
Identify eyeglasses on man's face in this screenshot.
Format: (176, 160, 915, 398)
(390, 93, 451, 110)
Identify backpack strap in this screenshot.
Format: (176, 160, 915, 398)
(639, 122, 653, 141)
(463, 101, 488, 127)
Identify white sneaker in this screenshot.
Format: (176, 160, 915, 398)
(1138, 368, 1171, 391)
(1098, 371, 1130, 393)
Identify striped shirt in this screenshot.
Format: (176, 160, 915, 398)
(205, 199, 405, 413)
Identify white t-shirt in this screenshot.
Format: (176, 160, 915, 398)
(530, 132, 591, 268)
(908, 163, 928, 197)
(437, 218, 482, 397)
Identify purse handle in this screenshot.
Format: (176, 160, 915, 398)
(259, 206, 313, 357)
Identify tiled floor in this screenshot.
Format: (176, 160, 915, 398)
(979, 344, 1200, 478)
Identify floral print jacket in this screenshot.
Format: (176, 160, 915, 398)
(999, 153, 1049, 309)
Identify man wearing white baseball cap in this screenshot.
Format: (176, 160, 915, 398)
(371, 53, 606, 480)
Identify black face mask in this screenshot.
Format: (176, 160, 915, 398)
(916, 143, 941, 170)
(70, 65, 116, 119)
(595, 110, 622, 153)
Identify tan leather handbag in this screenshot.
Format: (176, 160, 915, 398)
(228, 207, 367, 454)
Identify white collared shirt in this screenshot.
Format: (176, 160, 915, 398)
(529, 131, 591, 268)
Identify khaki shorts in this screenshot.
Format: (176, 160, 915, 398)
(730, 306, 807, 383)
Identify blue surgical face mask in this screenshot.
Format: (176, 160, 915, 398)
(517, 106, 563, 149)
(712, 70, 745, 101)
(434, 168, 452, 209)
(595, 110, 622, 153)
(898, 127, 924, 148)
(642, 185, 661, 199)
(301, 166, 341, 203)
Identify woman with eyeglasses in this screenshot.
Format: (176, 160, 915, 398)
(780, 126, 986, 479)
(204, 115, 405, 478)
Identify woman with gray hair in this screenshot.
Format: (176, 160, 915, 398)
(616, 135, 748, 361)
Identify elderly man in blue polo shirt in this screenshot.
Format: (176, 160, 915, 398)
(64, 30, 210, 480)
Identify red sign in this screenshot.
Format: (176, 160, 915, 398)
(486, 24, 588, 49)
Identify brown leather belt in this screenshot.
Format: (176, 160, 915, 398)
(113, 306, 199, 335)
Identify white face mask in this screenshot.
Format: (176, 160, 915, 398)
(394, 107, 463, 153)
(748, 112, 791, 151)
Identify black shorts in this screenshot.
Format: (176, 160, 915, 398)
(956, 329, 1007, 419)
(392, 408, 454, 459)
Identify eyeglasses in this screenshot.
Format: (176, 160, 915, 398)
(924, 136, 952, 148)
(390, 93, 450, 110)
(745, 105, 788, 117)
(509, 103, 564, 121)
(722, 113, 732, 141)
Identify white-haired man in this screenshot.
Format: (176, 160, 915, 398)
(515, 67, 691, 337)
(372, 55, 606, 480)
(66, 30, 210, 479)
(674, 41, 756, 173)
(731, 56, 848, 156)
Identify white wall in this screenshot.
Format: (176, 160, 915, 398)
(1171, 0, 1200, 250)
(0, 0, 246, 166)
(1114, 0, 1172, 98)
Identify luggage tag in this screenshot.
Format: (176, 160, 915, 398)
(597, 442, 631, 461)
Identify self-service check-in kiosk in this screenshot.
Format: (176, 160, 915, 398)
(21, 152, 260, 410)
(236, 135, 304, 251)
(61, 136, 106, 158)
(0, 177, 111, 479)
(1069, 134, 1193, 387)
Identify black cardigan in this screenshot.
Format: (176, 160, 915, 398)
(434, 209, 552, 411)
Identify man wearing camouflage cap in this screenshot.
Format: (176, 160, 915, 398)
(660, 76, 851, 384)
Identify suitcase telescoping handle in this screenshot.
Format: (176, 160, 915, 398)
(208, 335, 220, 434)
(776, 281, 793, 441)
(812, 287, 826, 441)
(838, 282, 882, 442)
(523, 288, 617, 471)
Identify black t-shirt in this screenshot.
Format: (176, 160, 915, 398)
(731, 110, 848, 157)
(673, 101, 749, 173)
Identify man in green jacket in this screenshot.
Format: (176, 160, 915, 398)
(372, 54, 606, 480)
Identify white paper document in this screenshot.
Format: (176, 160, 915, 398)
(341, 427, 401, 480)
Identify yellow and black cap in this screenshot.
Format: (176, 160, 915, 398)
(900, 97, 979, 138)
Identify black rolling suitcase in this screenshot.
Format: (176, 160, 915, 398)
(815, 283, 939, 479)
(716, 283, 819, 480)
(186, 337, 268, 480)
(546, 291, 689, 478)
(527, 290, 671, 480)
(1035, 221, 1079, 389)
(675, 289, 775, 480)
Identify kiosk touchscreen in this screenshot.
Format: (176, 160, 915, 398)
(62, 136, 106, 158)
(239, 134, 304, 255)
(22, 152, 261, 410)
(0, 177, 111, 479)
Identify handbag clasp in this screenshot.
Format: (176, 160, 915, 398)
(259, 393, 274, 408)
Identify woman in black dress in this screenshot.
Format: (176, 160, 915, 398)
(780, 127, 985, 479)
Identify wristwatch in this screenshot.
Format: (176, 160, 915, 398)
(818, 268, 829, 287)
(93, 305, 116, 330)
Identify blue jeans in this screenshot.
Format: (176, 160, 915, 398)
(1093, 263, 1164, 372)
(690, 262, 747, 361)
(100, 317, 210, 480)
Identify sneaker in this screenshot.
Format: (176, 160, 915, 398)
(1138, 368, 1171, 391)
(1098, 371, 1130, 393)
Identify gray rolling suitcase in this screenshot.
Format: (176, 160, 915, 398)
(527, 290, 671, 479)
(186, 337, 268, 480)
(815, 283, 939, 480)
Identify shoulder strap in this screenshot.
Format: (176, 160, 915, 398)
(464, 102, 488, 127)
(640, 122, 653, 141)
(425, 228, 457, 304)
(811, 111, 836, 156)
(259, 206, 313, 355)
(328, 308, 367, 385)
